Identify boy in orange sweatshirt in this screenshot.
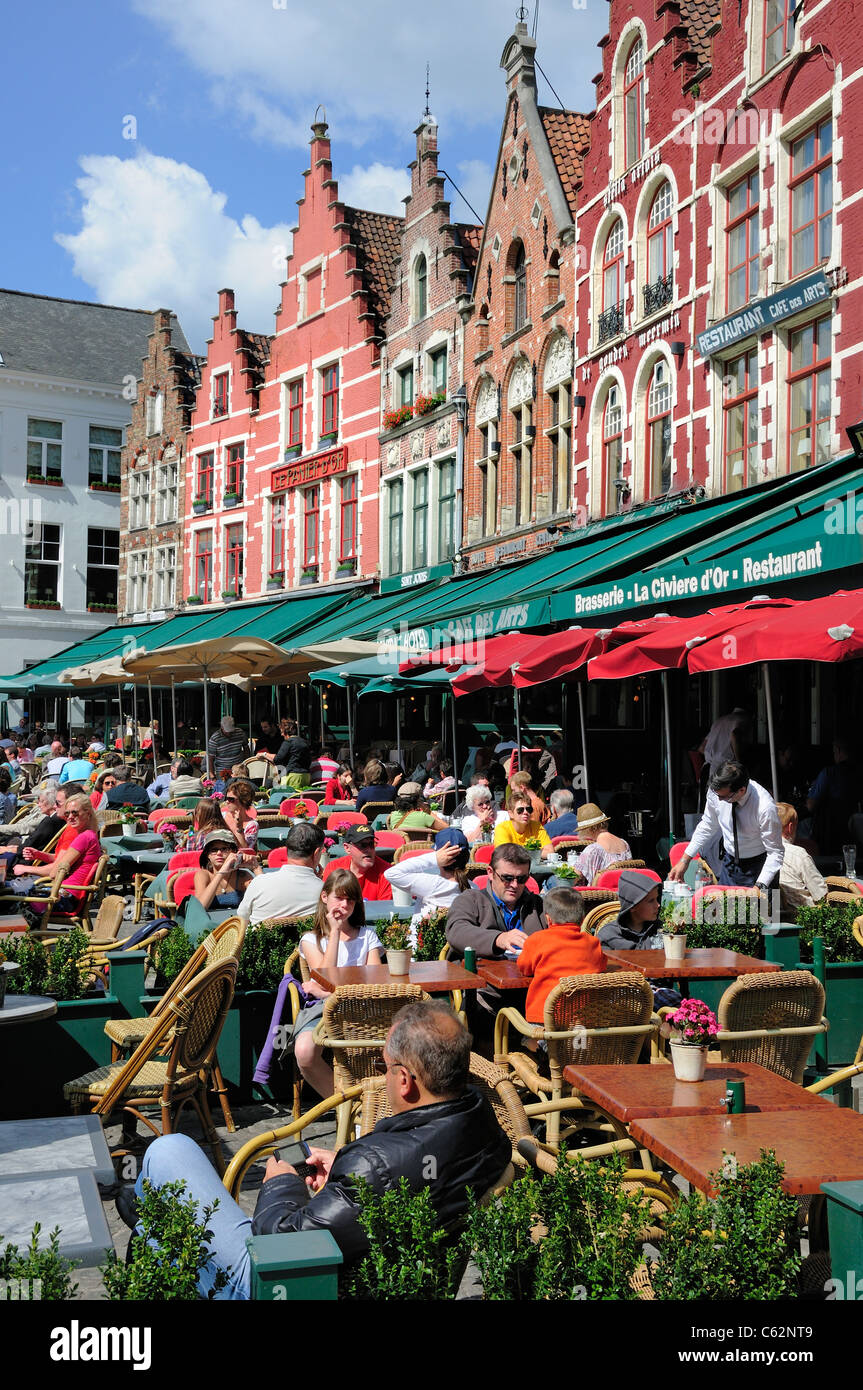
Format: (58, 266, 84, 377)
(517, 886, 606, 1022)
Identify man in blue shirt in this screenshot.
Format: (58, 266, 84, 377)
(544, 788, 581, 839)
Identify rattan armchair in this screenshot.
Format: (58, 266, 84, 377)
(5, 853, 110, 934)
(494, 971, 657, 1145)
(102, 916, 248, 1131)
(64, 957, 238, 1175)
(580, 899, 621, 935)
(715, 970, 828, 1084)
(312, 982, 431, 1145)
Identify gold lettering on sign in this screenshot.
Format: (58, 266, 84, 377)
(272, 446, 348, 492)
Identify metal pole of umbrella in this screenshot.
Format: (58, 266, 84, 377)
(396, 696, 402, 765)
(763, 663, 779, 800)
(319, 684, 325, 746)
(577, 682, 590, 801)
(449, 689, 459, 795)
(294, 684, 301, 732)
(170, 675, 178, 758)
(202, 665, 211, 778)
(248, 687, 254, 747)
(512, 668, 522, 774)
(346, 684, 354, 767)
(116, 684, 123, 752)
(662, 671, 675, 843)
(275, 684, 281, 722)
(147, 678, 157, 773)
(131, 686, 139, 766)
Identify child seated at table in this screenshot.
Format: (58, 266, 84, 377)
(517, 886, 606, 1023)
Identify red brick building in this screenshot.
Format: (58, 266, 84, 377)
(378, 117, 480, 583)
(120, 308, 200, 621)
(246, 121, 401, 599)
(571, 0, 861, 523)
(182, 290, 269, 606)
(460, 23, 590, 572)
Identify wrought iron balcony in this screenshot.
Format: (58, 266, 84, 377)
(597, 303, 625, 346)
(643, 275, 674, 317)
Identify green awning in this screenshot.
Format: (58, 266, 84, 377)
(309, 656, 468, 695)
(0, 622, 156, 694)
(549, 454, 863, 622)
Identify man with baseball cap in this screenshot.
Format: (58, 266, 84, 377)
(323, 824, 392, 900)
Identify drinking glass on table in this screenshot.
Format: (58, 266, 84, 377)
(843, 844, 857, 878)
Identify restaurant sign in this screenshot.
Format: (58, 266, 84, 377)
(271, 445, 347, 492)
(696, 271, 831, 358)
(403, 595, 551, 648)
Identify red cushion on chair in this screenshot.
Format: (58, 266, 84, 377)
(279, 798, 318, 818)
(593, 867, 662, 892)
(171, 870, 197, 907)
(373, 830, 407, 850)
(326, 812, 369, 831)
(668, 842, 689, 867)
(168, 851, 201, 873)
(471, 843, 494, 865)
(267, 847, 288, 868)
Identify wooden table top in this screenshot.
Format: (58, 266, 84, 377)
(602, 948, 782, 980)
(562, 1062, 831, 1122)
(310, 961, 482, 994)
(628, 1107, 863, 1195)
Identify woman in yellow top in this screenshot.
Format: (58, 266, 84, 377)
(493, 792, 553, 858)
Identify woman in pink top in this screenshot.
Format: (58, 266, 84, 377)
(25, 794, 102, 917)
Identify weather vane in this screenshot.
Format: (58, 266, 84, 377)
(517, 4, 528, 21)
(424, 64, 431, 120)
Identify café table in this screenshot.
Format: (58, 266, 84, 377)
(310, 961, 482, 995)
(561, 1061, 831, 1123)
(602, 948, 781, 997)
(0, 992, 57, 1026)
(475, 955, 631, 990)
(628, 1107, 863, 1195)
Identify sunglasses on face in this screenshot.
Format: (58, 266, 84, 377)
(496, 872, 529, 885)
(513, 806, 531, 815)
(66, 810, 81, 818)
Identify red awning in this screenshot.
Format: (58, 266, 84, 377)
(586, 598, 797, 680)
(687, 589, 863, 671)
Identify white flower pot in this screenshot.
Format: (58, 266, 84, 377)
(662, 932, 687, 963)
(391, 886, 413, 909)
(670, 1041, 707, 1082)
(387, 949, 412, 976)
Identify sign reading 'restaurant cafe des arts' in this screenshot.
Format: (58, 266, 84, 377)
(696, 270, 831, 358)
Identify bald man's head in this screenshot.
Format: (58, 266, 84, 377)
(387, 1002, 470, 1099)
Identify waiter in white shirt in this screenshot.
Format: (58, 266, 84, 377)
(668, 761, 784, 891)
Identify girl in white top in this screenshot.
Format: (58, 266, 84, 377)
(295, 868, 383, 1099)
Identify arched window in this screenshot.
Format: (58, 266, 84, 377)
(623, 38, 645, 168)
(603, 387, 623, 513)
(646, 361, 672, 497)
(599, 220, 625, 344)
(414, 255, 427, 320)
(645, 181, 674, 315)
(514, 243, 527, 331)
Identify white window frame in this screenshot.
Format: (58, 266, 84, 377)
(154, 545, 177, 611)
(154, 456, 178, 524)
(129, 466, 150, 530)
(127, 550, 149, 614)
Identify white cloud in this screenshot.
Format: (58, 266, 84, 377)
(56, 149, 293, 350)
(131, 0, 608, 150)
(337, 163, 410, 215)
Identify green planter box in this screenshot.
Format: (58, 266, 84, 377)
(803, 959, 863, 1066)
(0, 994, 125, 1120)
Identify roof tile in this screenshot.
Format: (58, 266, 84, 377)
(538, 109, 592, 216)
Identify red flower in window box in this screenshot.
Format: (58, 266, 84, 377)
(383, 405, 413, 431)
(413, 392, 446, 417)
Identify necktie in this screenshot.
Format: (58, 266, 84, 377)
(731, 800, 740, 864)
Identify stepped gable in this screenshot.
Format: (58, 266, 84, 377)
(539, 109, 592, 217)
(341, 206, 403, 336)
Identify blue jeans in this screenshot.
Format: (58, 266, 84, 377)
(137, 1134, 252, 1300)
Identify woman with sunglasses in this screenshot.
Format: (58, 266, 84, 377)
(90, 769, 119, 810)
(493, 791, 553, 859)
(221, 778, 259, 858)
(20, 794, 102, 921)
(193, 830, 260, 912)
(292, 870, 384, 1099)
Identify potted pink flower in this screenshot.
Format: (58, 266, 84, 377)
(662, 999, 718, 1082)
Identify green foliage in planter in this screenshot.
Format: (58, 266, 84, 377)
(101, 1179, 229, 1300)
(341, 1177, 463, 1300)
(796, 899, 862, 963)
(650, 1149, 800, 1301)
(0, 1224, 79, 1300)
(684, 918, 761, 955)
(236, 917, 313, 991)
(154, 925, 196, 988)
(382, 917, 412, 952)
(463, 1177, 542, 1300)
(3, 926, 92, 999)
(414, 907, 448, 962)
(550, 862, 578, 882)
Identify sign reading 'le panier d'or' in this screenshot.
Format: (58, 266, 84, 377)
(696, 270, 831, 358)
(272, 445, 347, 492)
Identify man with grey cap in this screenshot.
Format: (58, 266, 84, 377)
(597, 869, 680, 1007)
(207, 716, 250, 779)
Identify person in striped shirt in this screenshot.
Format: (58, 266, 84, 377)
(207, 717, 250, 779)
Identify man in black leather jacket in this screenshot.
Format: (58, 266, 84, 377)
(127, 1001, 510, 1298)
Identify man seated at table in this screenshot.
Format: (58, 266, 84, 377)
(517, 886, 606, 1023)
(596, 870, 679, 1008)
(544, 789, 581, 840)
(44, 741, 70, 777)
(0, 786, 64, 871)
(776, 801, 828, 912)
(104, 766, 151, 810)
(120, 1002, 511, 1298)
(58, 750, 96, 785)
(323, 825, 392, 900)
(236, 821, 324, 925)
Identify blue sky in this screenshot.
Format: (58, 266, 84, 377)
(3, 0, 609, 350)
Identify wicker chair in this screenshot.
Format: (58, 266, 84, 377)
(494, 971, 656, 1144)
(312, 982, 430, 1145)
(854, 915, 863, 952)
(358, 800, 396, 823)
(393, 841, 434, 863)
(824, 876, 862, 896)
(64, 957, 238, 1175)
(6, 853, 110, 934)
(591, 859, 646, 886)
(580, 899, 621, 935)
(715, 970, 828, 1084)
(102, 916, 248, 1131)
